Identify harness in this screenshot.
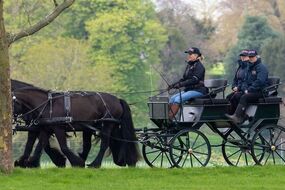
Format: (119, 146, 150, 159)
(13, 91, 120, 132)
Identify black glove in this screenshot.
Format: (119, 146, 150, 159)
(173, 82, 181, 89)
(167, 84, 174, 90)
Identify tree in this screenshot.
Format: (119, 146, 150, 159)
(156, 0, 216, 87)
(12, 37, 92, 91)
(0, 0, 74, 174)
(210, 0, 285, 59)
(261, 35, 285, 95)
(86, 0, 167, 125)
(224, 16, 278, 80)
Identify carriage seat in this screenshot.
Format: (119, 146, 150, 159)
(252, 77, 282, 104)
(263, 77, 281, 97)
(187, 79, 229, 105)
(190, 98, 229, 105)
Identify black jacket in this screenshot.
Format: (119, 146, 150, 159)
(232, 60, 248, 92)
(245, 58, 268, 93)
(176, 60, 208, 94)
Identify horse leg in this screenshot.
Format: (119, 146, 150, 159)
(25, 130, 50, 168)
(78, 130, 92, 161)
(54, 126, 85, 167)
(14, 131, 39, 168)
(44, 137, 66, 168)
(88, 123, 113, 168)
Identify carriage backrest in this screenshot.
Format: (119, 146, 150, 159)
(204, 79, 228, 98)
(204, 79, 227, 89)
(266, 76, 280, 96)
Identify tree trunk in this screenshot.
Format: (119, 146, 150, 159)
(0, 0, 13, 174)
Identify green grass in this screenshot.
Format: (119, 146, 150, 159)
(1, 166, 285, 190)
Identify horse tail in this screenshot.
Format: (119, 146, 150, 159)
(118, 99, 140, 166)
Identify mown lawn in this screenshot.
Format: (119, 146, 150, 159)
(1, 166, 285, 190)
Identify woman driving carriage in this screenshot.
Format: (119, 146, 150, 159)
(168, 47, 208, 119)
(225, 50, 269, 124)
(226, 49, 249, 114)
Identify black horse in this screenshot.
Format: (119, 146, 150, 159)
(12, 80, 96, 167)
(13, 84, 140, 167)
(12, 80, 67, 168)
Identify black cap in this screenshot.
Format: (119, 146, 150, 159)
(239, 49, 249, 56)
(184, 47, 201, 56)
(248, 50, 258, 57)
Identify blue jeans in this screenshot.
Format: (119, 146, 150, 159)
(169, 91, 204, 104)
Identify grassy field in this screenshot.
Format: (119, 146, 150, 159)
(1, 166, 285, 190)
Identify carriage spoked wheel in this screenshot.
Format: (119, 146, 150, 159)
(221, 128, 264, 166)
(169, 129, 211, 168)
(142, 135, 175, 168)
(251, 124, 285, 165)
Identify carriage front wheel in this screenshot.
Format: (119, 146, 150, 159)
(251, 124, 285, 165)
(169, 129, 211, 168)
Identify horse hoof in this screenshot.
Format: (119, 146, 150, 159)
(87, 163, 101, 168)
(25, 157, 40, 168)
(14, 159, 27, 168)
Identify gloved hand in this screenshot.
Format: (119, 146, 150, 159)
(168, 83, 180, 90)
(173, 83, 181, 89)
(167, 84, 174, 91)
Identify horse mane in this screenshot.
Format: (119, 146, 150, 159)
(11, 79, 49, 93)
(11, 79, 35, 87)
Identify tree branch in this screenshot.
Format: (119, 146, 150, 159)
(7, 0, 75, 45)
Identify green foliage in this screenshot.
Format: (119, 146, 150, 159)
(86, 0, 167, 125)
(63, 0, 129, 39)
(261, 35, 285, 94)
(4, 1, 67, 38)
(224, 16, 278, 80)
(11, 37, 93, 91)
(1, 166, 285, 189)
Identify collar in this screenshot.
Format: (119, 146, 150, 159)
(249, 58, 261, 68)
(187, 59, 199, 65)
(238, 60, 248, 68)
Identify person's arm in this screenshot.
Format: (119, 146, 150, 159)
(248, 64, 268, 92)
(232, 68, 239, 90)
(178, 64, 205, 87)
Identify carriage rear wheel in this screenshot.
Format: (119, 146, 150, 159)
(142, 135, 174, 168)
(169, 129, 211, 168)
(221, 128, 264, 166)
(251, 124, 285, 165)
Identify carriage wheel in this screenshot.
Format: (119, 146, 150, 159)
(169, 129, 211, 168)
(142, 135, 174, 168)
(251, 124, 285, 165)
(222, 128, 263, 166)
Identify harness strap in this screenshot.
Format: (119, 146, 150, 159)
(48, 92, 52, 118)
(64, 92, 71, 117)
(95, 92, 114, 119)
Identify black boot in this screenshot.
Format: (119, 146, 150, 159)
(225, 104, 246, 124)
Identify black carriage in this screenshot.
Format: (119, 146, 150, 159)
(140, 77, 285, 168)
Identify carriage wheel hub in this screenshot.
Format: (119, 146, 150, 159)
(271, 145, 276, 151)
(188, 148, 193, 154)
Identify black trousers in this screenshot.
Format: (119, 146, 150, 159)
(226, 91, 263, 114)
(226, 92, 243, 114)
